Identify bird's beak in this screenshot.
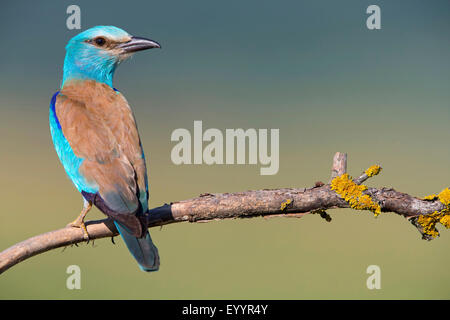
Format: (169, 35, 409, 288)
(117, 36, 161, 53)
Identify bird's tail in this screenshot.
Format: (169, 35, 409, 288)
(114, 221, 160, 272)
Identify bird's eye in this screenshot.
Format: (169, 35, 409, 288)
(94, 37, 106, 46)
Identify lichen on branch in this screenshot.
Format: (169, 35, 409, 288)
(415, 188, 450, 239)
(365, 165, 382, 177)
(330, 169, 381, 216)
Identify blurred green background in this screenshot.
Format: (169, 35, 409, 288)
(0, 0, 449, 299)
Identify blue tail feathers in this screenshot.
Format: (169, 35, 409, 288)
(114, 221, 160, 272)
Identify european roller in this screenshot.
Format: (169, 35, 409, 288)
(49, 26, 161, 271)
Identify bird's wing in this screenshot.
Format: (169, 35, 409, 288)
(55, 80, 148, 237)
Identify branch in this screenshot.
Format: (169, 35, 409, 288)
(0, 152, 447, 274)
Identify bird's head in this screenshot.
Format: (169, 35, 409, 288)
(62, 26, 160, 88)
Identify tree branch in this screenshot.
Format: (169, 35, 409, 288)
(0, 152, 447, 274)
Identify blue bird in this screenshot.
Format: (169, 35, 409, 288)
(49, 26, 161, 271)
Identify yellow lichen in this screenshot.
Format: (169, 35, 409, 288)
(365, 165, 382, 177)
(280, 199, 292, 211)
(416, 212, 441, 239)
(439, 215, 450, 229)
(331, 173, 381, 216)
(416, 187, 450, 238)
(438, 188, 450, 206)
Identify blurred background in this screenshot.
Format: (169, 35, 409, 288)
(0, 0, 449, 299)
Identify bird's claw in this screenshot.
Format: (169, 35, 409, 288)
(66, 219, 90, 241)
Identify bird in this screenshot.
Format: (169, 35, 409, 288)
(49, 26, 161, 271)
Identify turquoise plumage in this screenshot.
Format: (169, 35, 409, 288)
(49, 92, 96, 194)
(49, 26, 161, 271)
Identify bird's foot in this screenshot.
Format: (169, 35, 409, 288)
(66, 200, 92, 241)
(67, 218, 90, 241)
